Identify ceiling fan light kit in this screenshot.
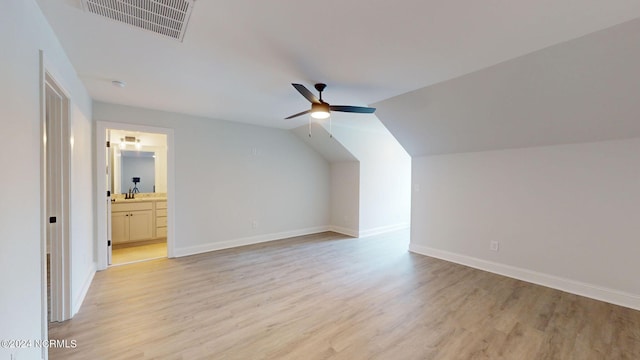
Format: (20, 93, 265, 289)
(310, 103, 330, 119)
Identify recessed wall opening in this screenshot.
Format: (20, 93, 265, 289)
(107, 129, 168, 266)
(96, 121, 175, 271)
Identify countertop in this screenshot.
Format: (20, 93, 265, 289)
(111, 197, 166, 203)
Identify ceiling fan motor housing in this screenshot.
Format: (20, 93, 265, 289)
(312, 102, 329, 111)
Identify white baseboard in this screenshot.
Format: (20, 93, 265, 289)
(409, 243, 640, 311)
(329, 225, 359, 238)
(358, 223, 410, 238)
(174, 226, 331, 257)
(72, 262, 96, 316)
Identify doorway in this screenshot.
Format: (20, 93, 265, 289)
(42, 70, 72, 324)
(96, 122, 175, 270)
(109, 129, 168, 265)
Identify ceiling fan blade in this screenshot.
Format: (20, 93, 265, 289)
(330, 105, 376, 114)
(292, 83, 320, 104)
(285, 109, 312, 119)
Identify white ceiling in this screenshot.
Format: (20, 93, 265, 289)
(37, 0, 640, 131)
(375, 18, 640, 156)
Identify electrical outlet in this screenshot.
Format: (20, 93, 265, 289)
(251, 220, 258, 229)
(490, 241, 499, 252)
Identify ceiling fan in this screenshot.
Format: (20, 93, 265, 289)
(285, 83, 376, 120)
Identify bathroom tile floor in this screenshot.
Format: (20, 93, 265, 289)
(112, 240, 166, 265)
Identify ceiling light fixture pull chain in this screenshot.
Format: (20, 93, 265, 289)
(329, 115, 332, 138)
(308, 115, 312, 138)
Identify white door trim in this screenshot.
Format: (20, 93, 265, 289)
(106, 130, 113, 266)
(40, 50, 73, 359)
(95, 121, 175, 270)
(44, 67, 73, 323)
(39, 50, 48, 360)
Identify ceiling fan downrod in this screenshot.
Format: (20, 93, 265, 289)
(315, 83, 327, 102)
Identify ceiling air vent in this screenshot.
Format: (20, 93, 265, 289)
(81, 0, 195, 42)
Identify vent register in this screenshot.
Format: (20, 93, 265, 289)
(81, 0, 195, 41)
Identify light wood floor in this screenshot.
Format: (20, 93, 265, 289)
(49, 231, 640, 359)
(112, 240, 167, 265)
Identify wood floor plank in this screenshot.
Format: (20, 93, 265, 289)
(49, 231, 640, 359)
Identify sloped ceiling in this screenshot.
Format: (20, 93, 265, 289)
(373, 19, 640, 157)
(36, 0, 640, 135)
(291, 122, 357, 163)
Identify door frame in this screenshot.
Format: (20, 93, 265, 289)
(40, 50, 73, 358)
(95, 121, 175, 270)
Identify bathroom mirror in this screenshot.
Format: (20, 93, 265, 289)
(108, 133, 168, 195)
(121, 151, 155, 193)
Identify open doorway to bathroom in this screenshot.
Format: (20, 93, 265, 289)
(108, 129, 168, 265)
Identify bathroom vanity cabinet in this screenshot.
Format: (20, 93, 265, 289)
(155, 200, 167, 238)
(111, 199, 166, 244)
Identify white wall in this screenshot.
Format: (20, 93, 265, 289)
(94, 102, 331, 256)
(291, 122, 362, 237)
(330, 162, 360, 237)
(69, 105, 95, 316)
(292, 119, 411, 238)
(1, 0, 94, 358)
(331, 119, 412, 236)
(410, 138, 640, 309)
